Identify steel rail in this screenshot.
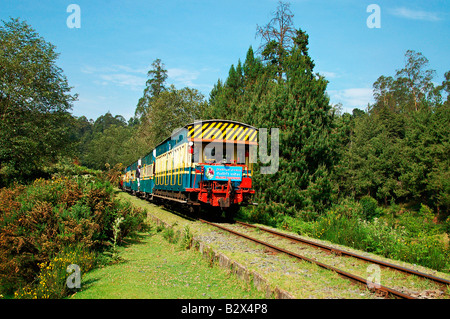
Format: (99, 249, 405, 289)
(199, 219, 415, 299)
(236, 220, 450, 287)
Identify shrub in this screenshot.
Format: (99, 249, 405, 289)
(113, 200, 148, 242)
(14, 244, 96, 299)
(181, 226, 193, 250)
(309, 208, 449, 272)
(162, 226, 177, 244)
(360, 195, 379, 221)
(0, 175, 148, 297)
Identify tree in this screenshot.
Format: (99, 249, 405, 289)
(243, 46, 263, 85)
(68, 115, 93, 163)
(373, 75, 395, 111)
(336, 50, 449, 217)
(256, 1, 296, 55)
(205, 46, 265, 122)
(135, 58, 168, 119)
(84, 124, 137, 170)
(91, 112, 127, 135)
(436, 71, 450, 105)
(256, 1, 297, 79)
(371, 50, 437, 114)
(396, 50, 436, 112)
(206, 8, 337, 218)
(0, 18, 77, 185)
(252, 29, 335, 216)
(139, 85, 205, 149)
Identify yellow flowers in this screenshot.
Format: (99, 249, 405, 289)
(14, 246, 95, 299)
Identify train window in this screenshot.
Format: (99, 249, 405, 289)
(203, 143, 228, 163)
(191, 142, 252, 164)
(204, 145, 215, 163)
(193, 145, 200, 163)
(237, 149, 245, 164)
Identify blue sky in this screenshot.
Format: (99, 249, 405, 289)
(1, 0, 449, 120)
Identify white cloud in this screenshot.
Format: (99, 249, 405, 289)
(81, 65, 116, 74)
(82, 64, 148, 75)
(166, 67, 214, 93)
(98, 74, 146, 91)
(328, 88, 374, 112)
(389, 7, 442, 21)
(168, 68, 200, 87)
(81, 64, 147, 91)
(318, 71, 338, 79)
(81, 64, 213, 96)
(113, 64, 149, 75)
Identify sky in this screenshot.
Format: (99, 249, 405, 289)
(1, 0, 449, 120)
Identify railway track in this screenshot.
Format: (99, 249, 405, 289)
(199, 218, 450, 299)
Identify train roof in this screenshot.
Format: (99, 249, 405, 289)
(124, 119, 258, 168)
(185, 119, 257, 130)
(156, 119, 258, 148)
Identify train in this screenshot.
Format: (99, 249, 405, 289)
(120, 119, 258, 219)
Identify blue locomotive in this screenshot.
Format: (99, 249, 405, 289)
(120, 119, 257, 218)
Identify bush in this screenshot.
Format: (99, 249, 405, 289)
(0, 175, 148, 297)
(14, 244, 96, 299)
(360, 195, 379, 221)
(113, 200, 149, 241)
(162, 226, 177, 244)
(309, 207, 449, 272)
(243, 196, 449, 272)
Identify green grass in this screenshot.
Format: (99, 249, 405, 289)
(70, 228, 266, 299)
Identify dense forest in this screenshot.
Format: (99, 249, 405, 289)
(1, 2, 449, 276)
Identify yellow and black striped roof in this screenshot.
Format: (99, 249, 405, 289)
(187, 120, 257, 144)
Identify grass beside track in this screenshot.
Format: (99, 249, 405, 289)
(108, 190, 376, 299)
(70, 192, 266, 299)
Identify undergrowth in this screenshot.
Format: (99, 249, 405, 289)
(241, 198, 450, 273)
(0, 174, 149, 298)
(157, 222, 194, 250)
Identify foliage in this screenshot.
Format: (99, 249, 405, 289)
(68, 113, 145, 171)
(256, 1, 297, 79)
(110, 217, 124, 261)
(139, 84, 205, 149)
(83, 124, 135, 170)
(14, 244, 95, 299)
(278, 200, 449, 272)
(42, 156, 99, 179)
(334, 50, 449, 219)
(0, 175, 148, 297)
(181, 225, 193, 250)
(135, 58, 168, 119)
(2, 8, 448, 285)
(0, 18, 77, 186)
(360, 195, 379, 221)
(204, 5, 336, 219)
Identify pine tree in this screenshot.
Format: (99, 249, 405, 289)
(252, 29, 335, 217)
(135, 58, 168, 119)
(336, 50, 449, 217)
(204, 6, 337, 219)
